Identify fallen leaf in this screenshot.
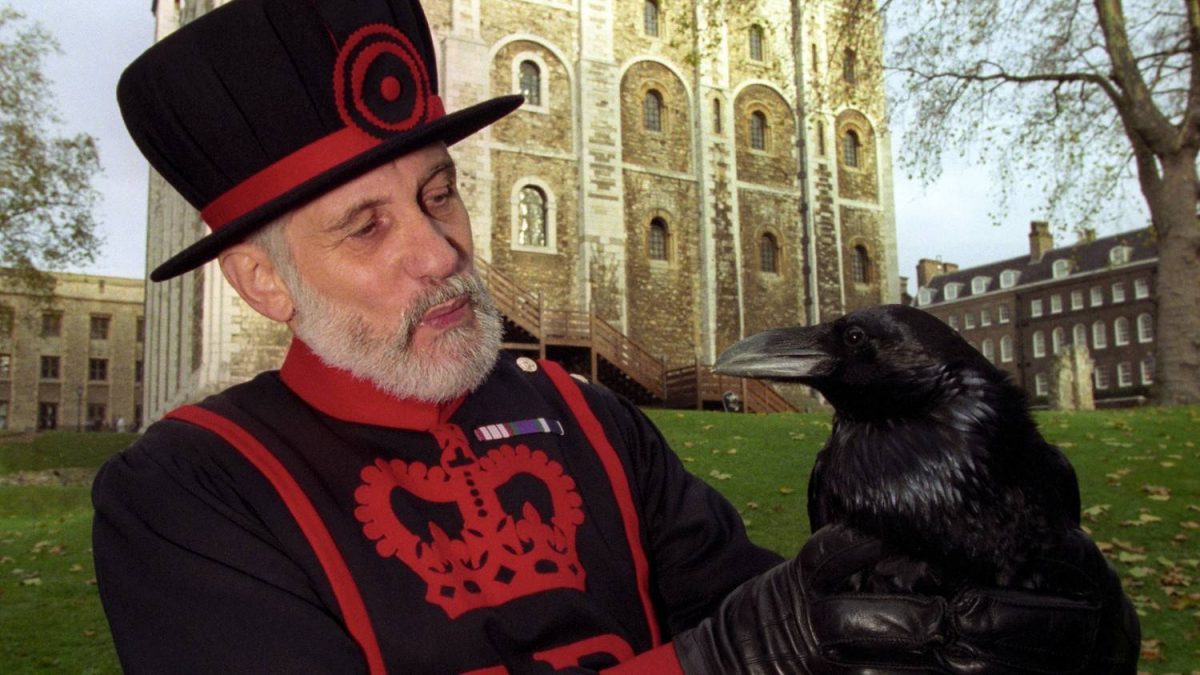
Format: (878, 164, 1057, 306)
(1126, 566, 1155, 579)
(1082, 504, 1110, 521)
(1181, 521, 1200, 530)
(1139, 639, 1164, 662)
(778, 487, 795, 495)
(20, 577, 42, 586)
(708, 470, 732, 481)
(1117, 551, 1147, 563)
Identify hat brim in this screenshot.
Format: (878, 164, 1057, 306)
(149, 94, 524, 282)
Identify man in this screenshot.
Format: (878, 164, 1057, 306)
(94, 0, 1137, 672)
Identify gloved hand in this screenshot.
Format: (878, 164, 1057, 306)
(673, 524, 1139, 674)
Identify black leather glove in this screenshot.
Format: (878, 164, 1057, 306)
(673, 524, 1139, 674)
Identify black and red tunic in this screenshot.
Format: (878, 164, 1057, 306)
(93, 340, 781, 673)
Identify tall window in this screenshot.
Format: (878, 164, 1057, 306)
(644, 0, 660, 36)
(1137, 313, 1153, 343)
(981, 339, 995, 362)
(851, 246, 869, 283)
(1134, 278, 1150, 299)
(1050, 294, 1062, 314)
(1000, 335, 1014, 363)
(1032, 331, 1046, 358)
(0, 306, 11, 336)
(1114, 317, 1130, 345)
(749, 111, 767, 150)
(643, 90, 663, 132)
(1095, 367, 1110, 390)
(1052, 327, 1066, 355)
(136, 316, 145, 342)
(40, 355, 60, 380)
(1117, 362, 1133, 387)
(519, 61, 541, 106)
(648, 218, 669, 261)
(712, 98, 722, 133)
(517, 186, 548, 247)
(1141, 356, 1155, 384)
(842, 47, 856, 83)
(1090, 286, 1103, 307)
(1073, 324, 1087, 348)
(998, 304, 1010, 323)
(1035, 373, 1049, 397)
(41, 312, 62, 337)
(816, 120, 826, 155)
(0, 401, 7, 430)
(1112, 282, 1126, 303)
(1070, 290, 1084, 310)
(90, 315, 111, 340)
(748, 25, 764, 61)
(38, 402, 58, 431)
(842, 130, 860, 167)
(0, 353, 10, 378)
(1092, 321, 1107, 349)
(760, 233, 779, 273)
(89, 357, 109, 382)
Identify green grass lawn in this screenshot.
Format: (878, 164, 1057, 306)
(2, 410, 1198, 672)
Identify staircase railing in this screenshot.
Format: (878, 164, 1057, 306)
(477, 258, 795, 412)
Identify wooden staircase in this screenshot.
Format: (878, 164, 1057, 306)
(476, 259, 796, 413)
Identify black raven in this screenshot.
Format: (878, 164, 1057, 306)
(713, 304, 1081, 584)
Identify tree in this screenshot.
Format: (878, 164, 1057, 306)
(860, 0, 1200, 404)
(0, 4, 101, 292)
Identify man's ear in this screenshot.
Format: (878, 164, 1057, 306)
(219, 242, 295, 323)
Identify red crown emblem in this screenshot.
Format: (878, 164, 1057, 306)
(354, 424, 586, 618)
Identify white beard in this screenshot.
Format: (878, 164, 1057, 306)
(289, 272, 503, 403)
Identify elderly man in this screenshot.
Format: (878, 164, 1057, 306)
(93, 0, 1136, 673)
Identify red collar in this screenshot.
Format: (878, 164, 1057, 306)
(279, 339, 465, 430)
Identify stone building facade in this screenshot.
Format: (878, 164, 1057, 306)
(0, 273, 145, 432)
(140, 0, 898, 423)
(915, 223, 1157, 407)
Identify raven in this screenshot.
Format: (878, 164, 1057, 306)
(714, 304, 1081, 585)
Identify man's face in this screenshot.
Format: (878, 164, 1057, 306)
(277, 143, 502, 402)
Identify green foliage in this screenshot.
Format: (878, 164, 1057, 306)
(0, 4, 102, 291)
(2, 408, 1199, 670)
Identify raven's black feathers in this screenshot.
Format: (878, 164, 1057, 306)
(715, 304, 1081, 584)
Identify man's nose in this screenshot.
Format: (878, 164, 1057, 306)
(399, 215, 466, 281)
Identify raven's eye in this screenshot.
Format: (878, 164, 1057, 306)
(844, 327, 867, 346)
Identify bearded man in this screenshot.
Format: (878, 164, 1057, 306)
(92, 1, 1132, 673)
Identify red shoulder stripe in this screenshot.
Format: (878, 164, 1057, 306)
(166, 405, 386, 675)
(538, 362, 662, 647)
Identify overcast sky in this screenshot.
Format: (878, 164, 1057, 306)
(11, 1, 1150, 295)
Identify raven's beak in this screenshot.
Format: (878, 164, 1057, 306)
(713, 325, 835, 381)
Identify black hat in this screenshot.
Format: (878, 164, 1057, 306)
(119, 0, 523, 281)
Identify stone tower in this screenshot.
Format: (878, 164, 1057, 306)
(141, 0, 897, 423)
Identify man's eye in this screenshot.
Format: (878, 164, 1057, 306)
(349, 220, 379, 239)
(425, 185, 455, 210)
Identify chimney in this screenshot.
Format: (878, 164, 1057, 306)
(1029, 221, 1054, 262)
(916, 258, 958, 287)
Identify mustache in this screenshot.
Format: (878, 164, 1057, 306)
(398, 274, 492, 339)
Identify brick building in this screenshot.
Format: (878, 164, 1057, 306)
(0, 273, 145, 432)
(915, 223, 1157, 406)
(140, 0, 898, 422)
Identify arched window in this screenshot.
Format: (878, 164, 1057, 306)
(1000, 335, 1013, 362)
(748, 25, 764, 61)
(1137, 313, 1153, 343)
(749, 111, 767, 150)
(1114, 317, 1130, 345)
(851, 245, 869, 283)
(1073, 323, 1087, 348)
(644, 0, 660, 36)
(842, 130, 860, 167)
(517, 186, 548, 247)
(1032, 331, 1046, 358)
(760, 233, 778, 273)
(982, 339, 995, 362)
(1052, 259, 1071, 279)
(518, 61, 541, 106)
(643, 90, 663, 132)
(1052, 327, 1065, 355)
(843, 47, 856, 83)
(648, 218, 669, 261)
(1092, 321, 1107, 349)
